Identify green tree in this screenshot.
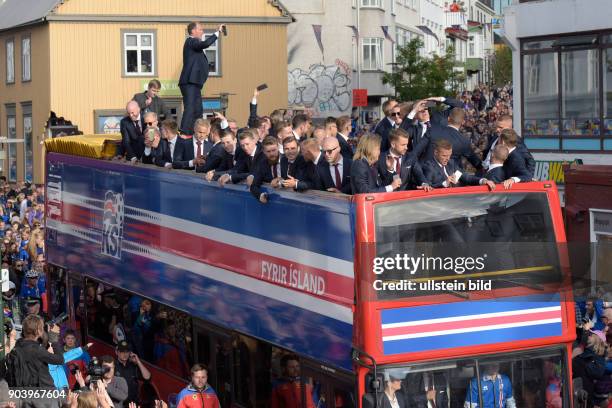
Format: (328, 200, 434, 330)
(492, 44, 512, 86)
(383, 38, 463, 101)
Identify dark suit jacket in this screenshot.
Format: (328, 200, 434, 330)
(484, 165, 506, 183)
(196, 142, 225, 173)
(318, 157, 352, 194)
(336, 133, 353, 159)
(178, 34, 219, 87)
(483, 135, 536, 177)
(229, 146, 265, 184)
(174, 138, 213, 169)
(421, 158, 481, 188)
(250, 157, 281, 199)
(503, 149, 532, 182)
(280, 155, 306, 179)
(248, 102, 258, 128)
(351, 158, 386, 194)
(430, 97, 462, 126)
(296, 159, 322, 192)
(403, 121, 430, 151)
(120, 116, 145, 160)
(377, 151, 424, 190)
(132, 92, 172, 120)
(153, 137, 189, 167)
(373, 118, 396, 152)
(412, 125, 482, 170)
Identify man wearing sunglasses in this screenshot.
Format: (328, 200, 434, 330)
(373, 99, 401, 152)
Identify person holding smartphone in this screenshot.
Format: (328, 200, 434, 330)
(114, 340, 151, 407)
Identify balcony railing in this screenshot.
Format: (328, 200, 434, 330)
(445, 11, 468, 31)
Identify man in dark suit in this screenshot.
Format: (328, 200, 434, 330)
(153, 119, 189, 168)
(120, 101, 146, 162)
(412, 108, 482, 172)
(484, 145, 509, 183)
(218, 129, 264, 186)
(280, 136, 306, 179)
(178, 22, 225, 135)
(335, 115, 354, 159)
(401, 100, 433, 150)
(250, 136, 282, 203)
(377, 129, 425, 191)
(373, 99, 402, 152)
(421, 139, 494, 189)
(404, 371, 450, 408)
(482, 114, 535, 177)
(499, 128, 532, 187)
(196, 123, 226, 173)
(318, 137, 352, 194)
(426, 96, 463, 126)
(202, 129, 238, 180)
(282, 138, 321, 191)
(174, 118, 213, 170)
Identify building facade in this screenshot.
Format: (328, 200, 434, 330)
(0, 0, 291, 183)
(284, 0, 421, 122)
(502, 0, 612, 167)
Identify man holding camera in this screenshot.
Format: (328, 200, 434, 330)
(75, 355, 128, 408)
(114, 340, 151, 407)
(179, 22, 226, 136)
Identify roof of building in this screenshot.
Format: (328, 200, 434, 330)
(0, 0, 61, 31)
(0, 0, 293, 31)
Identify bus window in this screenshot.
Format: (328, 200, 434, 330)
(369, 347, 567, 408)
(373, 193, 562, 299)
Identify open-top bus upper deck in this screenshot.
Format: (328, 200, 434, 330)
(45, 152, 575, 379)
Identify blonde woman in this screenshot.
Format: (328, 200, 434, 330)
(351, 133, 400, 194)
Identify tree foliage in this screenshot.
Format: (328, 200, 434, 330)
(383, 38, 465, 101)
(492, 44, 512, 86)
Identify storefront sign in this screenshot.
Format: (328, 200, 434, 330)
(533, 159, 582, 185)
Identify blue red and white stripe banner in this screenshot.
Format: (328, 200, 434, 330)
(381, 294, 563, 355)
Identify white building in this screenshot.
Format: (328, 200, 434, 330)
(284, 0, 420, 121)
(502, 0, 612, 167)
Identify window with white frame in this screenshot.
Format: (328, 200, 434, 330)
(361, 0, 382, 7)
(6, 39, 14, 84)
(362, 38, 383, 70)
(122, 31, 155, 76)
(22, 36, 31, 81)
(203, 32, 220, 76)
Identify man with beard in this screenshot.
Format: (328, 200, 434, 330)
(250, 136, 282, 203)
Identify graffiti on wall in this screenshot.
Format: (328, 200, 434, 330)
(288, 59, 352, 116)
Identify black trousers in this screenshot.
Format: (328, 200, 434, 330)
(179, 83, 204, 135)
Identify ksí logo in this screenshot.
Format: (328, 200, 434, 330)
(102, 191, 124, 259)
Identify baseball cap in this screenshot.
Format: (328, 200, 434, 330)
(25, 296, 41, 306)
(25, 269, 39, 279)
(117, 340, 131, 352)
(2, 281, 15, 292)
(384, 370, 403, 382)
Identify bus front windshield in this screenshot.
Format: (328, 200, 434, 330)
(363, 348, 568, 408)
(373, 192, 562, 299)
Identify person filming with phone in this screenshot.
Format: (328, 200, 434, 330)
(179, 22, 226, 136)
(114, 340, 152, 407)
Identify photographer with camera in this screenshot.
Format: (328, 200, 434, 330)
(4, 314, 64, 388)
(75, 355, 128, 408)
(114, 340, 151, 407)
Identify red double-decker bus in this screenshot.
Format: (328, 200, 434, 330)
(45, 152, 574, 407)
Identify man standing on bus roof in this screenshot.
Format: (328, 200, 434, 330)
(464, 363, 516, 408)
(177, 364, 220, 408)
(271, 354, 315, 408)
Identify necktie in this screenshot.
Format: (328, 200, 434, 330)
(395, 157, 401, 174)
(288, 162, 294, 177)
(196, 141, 202, 157)
(425, 121, 431, 129)
(272, 164, 278, 178)
(333, 164, 342, 190)
(134, 120, 141, 134)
